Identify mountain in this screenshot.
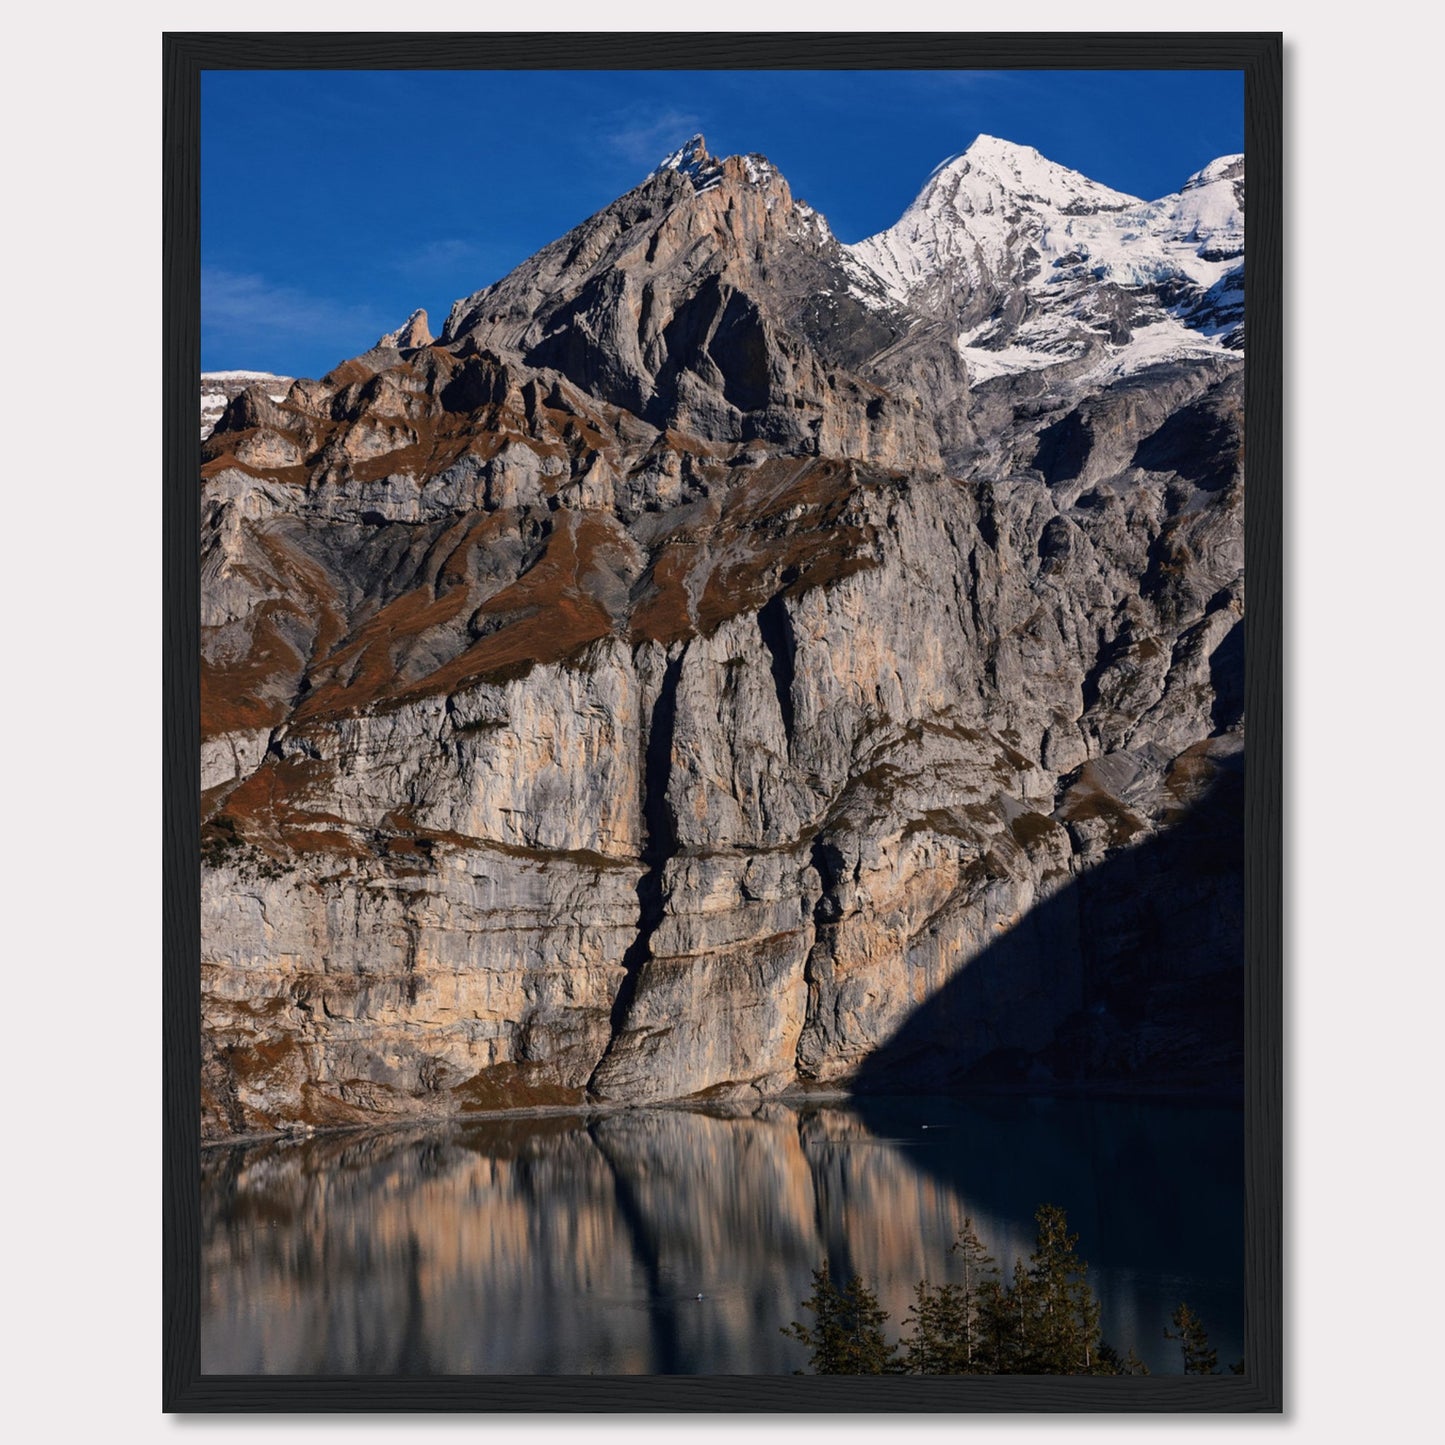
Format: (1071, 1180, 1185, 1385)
(377, 307, 433, 351)
(848, 135, 1244, 384)
(201, 370, 293, 440)
(199, 135, 1244, 1139)
(440, 133, 973, 467)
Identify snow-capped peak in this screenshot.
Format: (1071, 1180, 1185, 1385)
(843, 138, 1246, 386)
(653, 134, 713, 180)
(845, 135, 1141, 319)
(964, 133, 1034, 159)
(1183, 153, 1244, 190)
(937, 134, 1141, 216)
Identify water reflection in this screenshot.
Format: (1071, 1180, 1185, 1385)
(201, 1097, 1241, 1375)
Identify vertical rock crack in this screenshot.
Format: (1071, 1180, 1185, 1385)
(756, 590, 796, 748)
(589, 646, 687, 1089)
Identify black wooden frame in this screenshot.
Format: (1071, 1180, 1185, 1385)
(163, 30, 1282, 1412)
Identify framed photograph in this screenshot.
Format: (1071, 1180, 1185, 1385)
(164, 31, 1281, 1412)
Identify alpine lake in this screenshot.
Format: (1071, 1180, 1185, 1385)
(201, 1094, 1242, 1376)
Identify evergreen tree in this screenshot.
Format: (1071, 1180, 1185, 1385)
(1097, 1342, 1151, 1376)
(1165, 1302, 1219, 1375)
(901, 1218, 1000, 1374)
(972, 1268, 1012, 1374)
(902, 1280, 968, 1374)
(783, 1262, 901, 1374)
(950, 1217, 997, 1372)
(1021, 1204, 1105, 1373)
(786, 1208, 1225, 1379)
(994, 1255, 1037, 1372)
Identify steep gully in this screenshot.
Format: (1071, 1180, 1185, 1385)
(592, 647, 688, 1084)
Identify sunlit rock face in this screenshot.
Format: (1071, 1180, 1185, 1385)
(200, 136, 1244, 1138)
(201, 371, 293, 440)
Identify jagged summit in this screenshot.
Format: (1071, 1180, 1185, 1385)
(653, 133, 713, 180)
(645, 133, 786, 198)
(376, 307, 433, 351)
(432, 127, 959, 462)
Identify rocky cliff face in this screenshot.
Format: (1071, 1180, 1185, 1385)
(199, 135, 1244, 1139)
(201, 371, 293, 440)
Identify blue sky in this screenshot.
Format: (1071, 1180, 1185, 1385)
(202, 69, 1243, 379)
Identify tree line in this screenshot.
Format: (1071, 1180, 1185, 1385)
(783, 1205, 1239, 1376)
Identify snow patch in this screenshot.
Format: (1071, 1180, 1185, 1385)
(956, 319, 1091, 383)
(790, 200, 833, 243)
(1078, 315, 1235, 384)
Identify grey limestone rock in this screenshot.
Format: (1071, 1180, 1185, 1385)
(199, 134, 1246, 1137)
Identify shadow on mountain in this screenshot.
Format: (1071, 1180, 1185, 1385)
(1031, 410, 1091, 485)
(1130, 395, 1241, 491)
(840, 1088, 1245, 1370)
(851, 755, 1244, 1101)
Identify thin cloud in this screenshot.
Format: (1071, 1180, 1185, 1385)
(602, 107, 705, 168)
(393, 237, 498, 279)
(410, 238, 483, 268)
(203, 267, 389, 365)
(906, 71, 1025, 92)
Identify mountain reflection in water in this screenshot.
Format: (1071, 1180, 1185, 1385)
(201, 1096, 1241, 1375)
